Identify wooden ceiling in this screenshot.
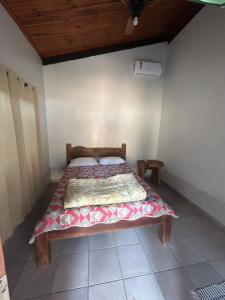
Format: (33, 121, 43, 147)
(1, 0, 202, 64)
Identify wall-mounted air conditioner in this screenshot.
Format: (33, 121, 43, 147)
(133, 61, 162, 78)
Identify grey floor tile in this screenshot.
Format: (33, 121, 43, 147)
(29, 297, 49, 300)
(155, 185, 187, 206)
(52, 252, 88, 292)
(49, 287, 88, 300)
(142, 240, 180, 272)
(177, 216, 218, 235)
(6, 257, 27, 293)
(156, 268, 194, 300)
(114, 229, 139, 246)
(210, 259, 225, 279)
(89, 233, 115, 250)
(117, 244, 152, 278)
(61, 237, 89, 254)
(29, 240, 62, 261)
(48, 240, 62, 256)
(173, 203, 200, 218)
(189, 231, 225, 260)
(89, 281, 126, 300)
(169, 236, 205, 266)
(160, 185, 188, 207)
(124, 274, 165, 300)
(136, 225, 157, 242)
(194, 215, 220, 231)
(184, 262, 223, 288)
(7, 182, 225, 300)
(89, 248, 121, 285)
(171, 220, 185, 238)
(12, 257, 58, 300)
(4, 236, 32, 263)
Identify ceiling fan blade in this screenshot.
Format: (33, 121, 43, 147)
(125, 16, 135, 35)
(189, 0, 225, 5)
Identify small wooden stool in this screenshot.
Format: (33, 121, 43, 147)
(137, 160, 164, 185)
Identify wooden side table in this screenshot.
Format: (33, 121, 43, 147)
(137, 160, 164, 185)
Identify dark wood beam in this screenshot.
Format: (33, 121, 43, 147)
(42, 36, 168, 65)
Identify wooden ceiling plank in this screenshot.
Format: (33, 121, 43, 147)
(6, 1, 126, 26)
(1, 0, 203, 61)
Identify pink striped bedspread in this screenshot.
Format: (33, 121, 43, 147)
(30, 163, 176, 243)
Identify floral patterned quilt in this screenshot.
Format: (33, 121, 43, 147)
(30, 163, 176, 243)
(64, 173, 147, 208)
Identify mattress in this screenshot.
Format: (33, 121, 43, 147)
(30, 163, 176, 243)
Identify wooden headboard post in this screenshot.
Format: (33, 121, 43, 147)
(121, 143, 126, 160)
(66, 143, 72, 165)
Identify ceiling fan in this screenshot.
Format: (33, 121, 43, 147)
(121, 0, 225, 36)
(189, 0, 225, 5)
(121, 0, 162, 35)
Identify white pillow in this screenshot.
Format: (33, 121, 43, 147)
(69, 157, 98, 167)
(99, 156, 125, 165)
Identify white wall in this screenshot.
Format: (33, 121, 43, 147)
(44, 43, 167, 181)
(0, 4, 49, 185)
(158, 6, 225, 225)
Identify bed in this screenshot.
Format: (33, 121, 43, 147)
(33, 143, 176, 267)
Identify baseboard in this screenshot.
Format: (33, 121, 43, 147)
(162, 170, 225, 228)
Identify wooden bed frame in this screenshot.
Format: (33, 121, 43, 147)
(35, 143, 172, 267)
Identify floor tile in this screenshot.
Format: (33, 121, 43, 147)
(124, 274, 165, 300)
(210, 259, 225, 279)
(156, 268, 194, 300)
(4, 236, 32, 262)
(189, 231, 225, 260)
(172, 203, 200, 218)
(7, 182, 225, 300)
(114, 229, 139, 246)
(12, 257, 58, 300)
(52, 252, 88, 292)
(61, 237, 89, 254)
(142, 240, 180, 272)
(194, 215, 219, 231)
(6, 257, 27, 292)
(49, 287, 88, 300)
(135, 225, 157, 242)
(29, 297, 48, 300)
(177, 216, 217, 235)
(168, 236, 205, 266)
(117, 244, 152, 278)
(89, 233, 115, 250)
(89, 281, 126, 300)
(171, 219, 185, 238)
(154, 184, 187, 206)
(89, 248, 121, 285)
(184, 262, 223, 288)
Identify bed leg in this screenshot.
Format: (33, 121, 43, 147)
(158, 215, 172, 244)
(35, 233, 51, 267)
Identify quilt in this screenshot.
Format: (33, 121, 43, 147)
(30, 163, 176, 243)
(64, 173, 147, 208)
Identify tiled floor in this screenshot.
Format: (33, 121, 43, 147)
(4, 182, 225, 300)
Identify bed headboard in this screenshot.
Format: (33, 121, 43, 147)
(66, 143, 126, 165)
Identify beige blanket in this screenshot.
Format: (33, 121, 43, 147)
(64, 173, 147, 209)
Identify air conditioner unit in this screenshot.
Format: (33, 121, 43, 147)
(133, 61, 162, 78)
